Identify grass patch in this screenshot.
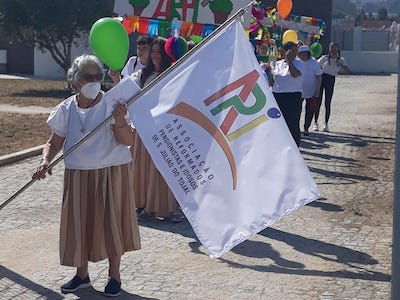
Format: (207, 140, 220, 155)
(0, 79, 68, 156)
(0, 79, 69, 107)
(0, 78, 116, 157)
(0, 112, 50, 156)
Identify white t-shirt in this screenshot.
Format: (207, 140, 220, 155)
(318, 55, 348, 76)
(272, 59, 303, 93)
(299, 57, 323, 98)
(47, 94, 132, 170)
(121, 56, 146, 77)
(130, 69, 160, 88)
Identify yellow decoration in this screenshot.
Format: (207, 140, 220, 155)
(282, 29, 297, 44)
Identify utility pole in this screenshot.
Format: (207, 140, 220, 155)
(392, 39, 400, 300)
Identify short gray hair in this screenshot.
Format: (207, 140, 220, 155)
(67, 54, 105, 92)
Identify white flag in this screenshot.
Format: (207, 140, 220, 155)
(128, 20, 320, 258)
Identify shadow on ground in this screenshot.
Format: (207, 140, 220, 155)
(301, 131, 394, 151)
(139, 218, 390, 282)
(63, 286, 158, 299)
(306, 198, 344, 212)
(219, 228, 390, 282)
(0, 265, 158, 300)
(301, 131, 394, 185)
(0, 265, 63, 299)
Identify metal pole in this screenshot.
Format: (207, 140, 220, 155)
(392, 39, 400, 299)
(0, 1, 256, 210)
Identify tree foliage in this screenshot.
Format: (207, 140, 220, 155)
(356, 9, 367, 25)
(0, 0, 114, 73)
(376, 7, 388, 20)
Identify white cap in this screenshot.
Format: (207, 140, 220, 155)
(298, 45, 310, 53)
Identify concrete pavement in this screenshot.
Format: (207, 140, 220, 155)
(0, 74, 397, 299)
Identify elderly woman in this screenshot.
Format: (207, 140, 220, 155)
(32, 54, 140, 297)
(271, 41, 303, 147)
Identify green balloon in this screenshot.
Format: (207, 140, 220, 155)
(310, 42, 323, 59)
(90, 18, 129, 71)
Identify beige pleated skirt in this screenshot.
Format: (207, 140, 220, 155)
(131, 132, 178, 217)
(60, 162, 140, 267)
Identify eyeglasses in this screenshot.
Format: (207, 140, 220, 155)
(82, 73, 103, 82)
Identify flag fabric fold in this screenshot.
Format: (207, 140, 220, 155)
(127, 19, 320, 258)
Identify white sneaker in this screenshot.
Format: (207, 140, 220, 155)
(312, 123, 319, 131)
(323, 124, 329, 132)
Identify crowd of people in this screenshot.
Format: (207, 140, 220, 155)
(31, 33, 349, 296)
(262, 40, 350, 146)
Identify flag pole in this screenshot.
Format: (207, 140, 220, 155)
(0, 0, 256, 210)
(391, 36, 400, 299)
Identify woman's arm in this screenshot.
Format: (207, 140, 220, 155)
(338, 58, 351, 74)
(286, 49, 301, 78)
(112, 103, 135, 147)
(288, 61, 301, 78)
(32, 132, 64, 180)
(108, 69, 121, 85)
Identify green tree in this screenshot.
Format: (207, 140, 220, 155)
(376, 7, 388, 20)
(356, 8, 367, 25)
(0, 0, 113, 73)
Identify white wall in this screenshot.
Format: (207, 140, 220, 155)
(34, 47, 398, 79)
(34, 41, 92, 80)
(342, 50, 398, 74)
(361, 31, 390, 51)
(0, 49, 6, 73)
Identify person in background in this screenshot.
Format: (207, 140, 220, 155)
(314, 42, 350, 132)
(108, 34, 153, 85)
(32, 54, 140, 297)
(130, 37, 183, 223)
(271, 41, 303, 147)
(297, 45, 322, 136)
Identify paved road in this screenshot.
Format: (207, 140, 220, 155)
(0, 74, 397, 299)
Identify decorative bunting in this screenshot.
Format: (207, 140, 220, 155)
(158, 20, 171, 36)
(148, 19, 159, 36)
(138, 17, 150, 34)
(191, 23, 205, 36)
(170, 20, 182, 35)
(202, 24, 217, 37)
(180, 22, 193, 37)
(121, 15, 218, 39)
(273, 14, 326, 36)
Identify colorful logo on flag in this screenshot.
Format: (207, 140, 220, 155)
(168, 69, 280, 190)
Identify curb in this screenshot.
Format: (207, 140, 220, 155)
(0, 145, 44, 167)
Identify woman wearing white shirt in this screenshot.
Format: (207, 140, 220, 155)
(32, 55, 139, 297)
(297, 45, 323, 136)
(271, 41, 303, 147)
(315, 42, 350, 132)
(130, 37, 182, 222)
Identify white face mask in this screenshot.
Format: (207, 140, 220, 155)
(80, 82, 101, 99)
